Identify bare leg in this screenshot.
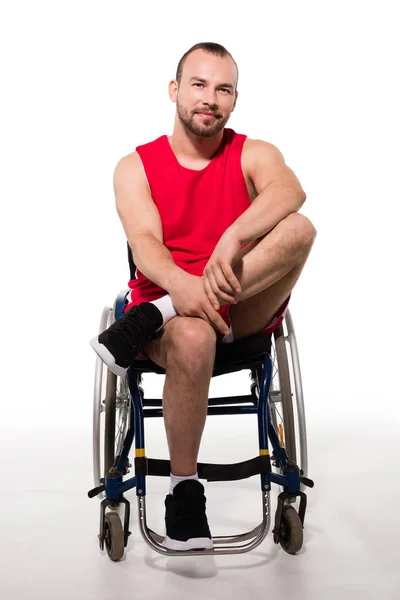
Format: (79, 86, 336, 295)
(144, 316, 217, 476)
(163, 363, 214, 476)
(211, 214, 316, 337)
(228, 213, 316, 304)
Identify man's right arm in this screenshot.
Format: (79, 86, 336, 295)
(114, 153, 185, 292)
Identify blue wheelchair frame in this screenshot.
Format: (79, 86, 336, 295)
(89, 290, 314, 556)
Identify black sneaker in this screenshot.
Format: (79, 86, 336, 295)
(163, 480, 213, 551)
(90, 302, 164, 376)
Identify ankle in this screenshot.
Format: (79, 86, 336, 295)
(169, 472, 199, 494)
(150, 295, 177, 329)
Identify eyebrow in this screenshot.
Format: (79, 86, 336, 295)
(189, 77, 234, 90)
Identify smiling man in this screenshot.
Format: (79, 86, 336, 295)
(90, 42, 317, 551)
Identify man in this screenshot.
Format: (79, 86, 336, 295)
(90, 42, 316, 551)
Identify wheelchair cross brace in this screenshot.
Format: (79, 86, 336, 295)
(88, 352, 314, 556)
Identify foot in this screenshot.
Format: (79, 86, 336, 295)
(162, 480, 213, 551)
(90, 302, 163, 376)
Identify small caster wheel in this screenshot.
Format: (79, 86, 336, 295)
(104, 511, 125, 561)
(279, 505, 303, 555)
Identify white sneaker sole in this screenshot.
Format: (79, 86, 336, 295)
(162, 535, 214, 551)
(90, 337, 128, 377)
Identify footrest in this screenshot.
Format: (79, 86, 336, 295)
(135, 455, 271, 482)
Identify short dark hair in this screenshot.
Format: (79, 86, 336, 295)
(175, 42, 238, 91)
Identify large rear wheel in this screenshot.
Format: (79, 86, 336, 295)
(251, 309, 308, 487)
(92, 303, 130, 499)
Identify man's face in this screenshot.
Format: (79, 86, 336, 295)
(173, 50, 238, 138)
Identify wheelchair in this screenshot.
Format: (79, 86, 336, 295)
(88, 243, 315, 561)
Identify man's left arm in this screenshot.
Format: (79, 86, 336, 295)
(202, 140, 307, 304)
(226, 140, 306, 246)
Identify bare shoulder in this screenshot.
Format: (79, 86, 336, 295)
(113, 151, 145, 183)
(113, 151, 163, 244)
(242, 137, 305, 195)
(242, 138, 285, 171)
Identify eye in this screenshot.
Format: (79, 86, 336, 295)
(220, 88, 230, 93)
(193, 83, 203, 87)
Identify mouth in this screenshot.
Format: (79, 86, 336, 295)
(196, 112, 218, 120)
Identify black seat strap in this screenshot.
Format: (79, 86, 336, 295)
(135, 455, 271, 482)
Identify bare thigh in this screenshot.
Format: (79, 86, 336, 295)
(142, 316, 217, 369)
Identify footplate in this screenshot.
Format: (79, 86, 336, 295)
(137, 492, 271, 556)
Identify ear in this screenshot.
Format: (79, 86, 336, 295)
(168, 80, 178, 102)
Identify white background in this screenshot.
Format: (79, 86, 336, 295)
(1, 1, 399, 598)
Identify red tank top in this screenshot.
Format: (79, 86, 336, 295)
(126, 127, 251, 308)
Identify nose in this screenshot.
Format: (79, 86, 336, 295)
(202, 90, 218, 109)
(201, 102, 218, 113)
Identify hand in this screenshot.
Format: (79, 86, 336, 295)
(168, 271, 231, 336)
(203, 231, 243, 310)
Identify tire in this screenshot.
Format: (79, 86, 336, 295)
(252, 310, 309, 484)
(252, 323, 296, 464)
(93, 303, 130, 498)
(279, 505, 303, 555)
(104, 512, 125, 561)
(104, 369, 130, 476)
(272, 323, 297, 463)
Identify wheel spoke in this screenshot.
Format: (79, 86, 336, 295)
(113, 377, 129, 456)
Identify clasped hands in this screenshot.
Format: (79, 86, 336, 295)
(202, 231, 243, 310)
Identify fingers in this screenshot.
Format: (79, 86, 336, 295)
(202, 275, 220, 309)
(205, 270, 239, 305)
(202, 307, 230, 336)
(220, 263, 242, 295)
(203, 275, 228, 309)
(203, 278, 237, 310)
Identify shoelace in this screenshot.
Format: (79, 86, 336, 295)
(174, 497, 207, 524)
(115, 307, 152, 359)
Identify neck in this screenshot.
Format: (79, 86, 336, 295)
(169, 118, 225, 162)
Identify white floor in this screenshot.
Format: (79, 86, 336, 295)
(1, 393, 398, 600)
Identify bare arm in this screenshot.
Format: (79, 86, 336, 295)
(114, 153, 185, 292)
(228, 140, 306, 245)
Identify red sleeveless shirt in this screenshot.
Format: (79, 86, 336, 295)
(126, 127, 251, 309)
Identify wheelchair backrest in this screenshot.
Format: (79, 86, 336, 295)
(127, 242, 137, 280)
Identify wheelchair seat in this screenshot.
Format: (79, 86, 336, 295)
(130, 330, 272, 377)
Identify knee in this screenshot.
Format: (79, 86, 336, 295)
(166, 317, 217, 369)
(286, 213, 317, 248)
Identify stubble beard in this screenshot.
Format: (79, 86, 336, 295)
(176, 99, 229, 138)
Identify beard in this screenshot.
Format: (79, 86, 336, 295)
(176, 98, 230, 138)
